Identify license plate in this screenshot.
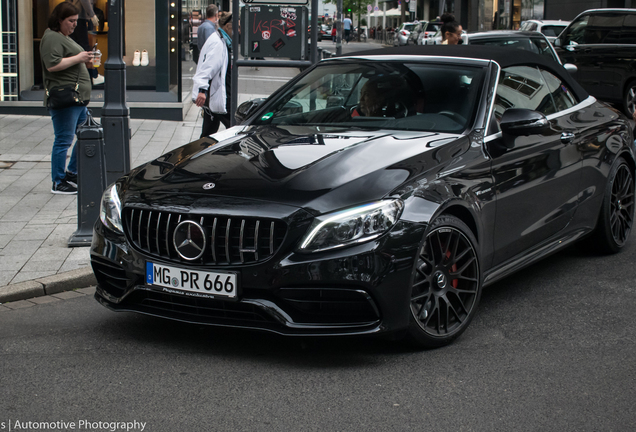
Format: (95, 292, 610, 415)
(146, 262, 238, 300)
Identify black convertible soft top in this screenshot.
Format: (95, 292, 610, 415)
(339, 45, 589, 102)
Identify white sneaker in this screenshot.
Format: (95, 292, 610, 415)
(132, 50, 141, 66)
(140, 50, 149, 66)
(93, 74, 105, 85)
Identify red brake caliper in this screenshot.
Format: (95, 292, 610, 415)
(446, 251, 458, 288)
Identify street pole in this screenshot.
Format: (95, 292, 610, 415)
(336, 0, 343, 55)
(102, 0, 131, 186)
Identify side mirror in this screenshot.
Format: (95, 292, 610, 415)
(563, 63, 578, 79)
(554, 38, 562, 47)
(234, 98, 267, 124)
(500, 108, 549, 147)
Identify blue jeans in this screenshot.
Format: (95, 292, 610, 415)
(50, 105, 87, 184)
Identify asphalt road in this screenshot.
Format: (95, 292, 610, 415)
(1, 238, 635, 431)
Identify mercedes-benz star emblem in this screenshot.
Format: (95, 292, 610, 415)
(203, 182, 216, 190)
(173, 220, 206, 260)
(436, 272, 447, 289)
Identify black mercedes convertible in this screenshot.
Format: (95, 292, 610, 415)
(92, 46, 635, 348)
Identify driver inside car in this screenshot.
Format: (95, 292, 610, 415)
(351, 76, 414, 118)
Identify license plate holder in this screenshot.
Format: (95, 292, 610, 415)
(146, 262, 238, 300)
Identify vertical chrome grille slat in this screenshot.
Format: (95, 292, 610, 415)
(130, 209, 135, 238)
(270, 221, 275, 255)
(146, 211, 152, 253)
(124, 208, 284, 265)
(211, 217, 217, 263)
(239, 219, 246, 264)
(165, 213, 172, 256)
(254, 220, 260, 261)
(138, 210, 143, 250)
(225, 218, 231, 263)
(155, 213, 161, 255)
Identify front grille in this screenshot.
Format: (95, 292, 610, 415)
(123, 207, 287, 265)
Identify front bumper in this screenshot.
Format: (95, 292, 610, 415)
(91, 220, 424, 337)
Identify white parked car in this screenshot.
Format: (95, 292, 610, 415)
(519, 19, 570, 43)
(415, 21, 442, 45)
(393, 22, 418, 46)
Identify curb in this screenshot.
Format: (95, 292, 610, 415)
(0, 268, 97, 304)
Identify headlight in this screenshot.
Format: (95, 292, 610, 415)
(99, 183, 123, 234)
(298, 200, 404, 253)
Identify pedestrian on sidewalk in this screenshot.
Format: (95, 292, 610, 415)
(41, 2, 92, 195)
(344, 16, 352, 43)
(192, 12, 234, 137)
(194, 4, 218, 64)
(67, 0, 100, 84)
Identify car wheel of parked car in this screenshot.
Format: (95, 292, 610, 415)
(407, 215, 482, 348)
(589, 157, 634, 254)
(623, 81, 636, 116)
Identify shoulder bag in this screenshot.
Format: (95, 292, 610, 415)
(46, 67, 85, 110)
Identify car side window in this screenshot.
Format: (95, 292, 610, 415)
(621, 14, 636, 44)
(563, 15, 589, 45)
(584, 14, 624, 44)
(493, 66, 556, 121)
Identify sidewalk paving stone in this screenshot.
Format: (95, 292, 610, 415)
(51, 290, 84, 300)
(4, 300, 35, 310)
(29, 295, 61, 305)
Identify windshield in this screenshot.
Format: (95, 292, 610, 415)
(402, 24, 416, 32)
(251, 61, 486, 133)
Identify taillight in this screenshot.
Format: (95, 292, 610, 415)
(401, 30, 408, 36)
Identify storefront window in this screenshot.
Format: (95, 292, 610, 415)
(1, 0, 18, 101)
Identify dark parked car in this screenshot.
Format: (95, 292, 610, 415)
(92, 46, 635, 348)
(468, 31, 562, 64)
(554, 8, 636, 115)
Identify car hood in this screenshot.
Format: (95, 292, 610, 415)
(124, 125, 465, 215)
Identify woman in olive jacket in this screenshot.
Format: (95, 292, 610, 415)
(40, 2, 92, 194)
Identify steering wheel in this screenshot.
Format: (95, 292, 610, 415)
(392, 101, 409, 119)
(439, 110, 467, 125)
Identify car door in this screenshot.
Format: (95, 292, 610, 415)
(487, 65, 582, 266)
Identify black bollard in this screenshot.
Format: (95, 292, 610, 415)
(68, 110, 107, 247)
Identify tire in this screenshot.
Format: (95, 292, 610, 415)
(589, 157, 634, 254)
(406, 215, 482, 349)
(623, 80, 636, 117)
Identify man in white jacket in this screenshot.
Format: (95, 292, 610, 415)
(192, 12, 233, 138)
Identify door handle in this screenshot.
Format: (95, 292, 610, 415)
(561, 132, 575, 143)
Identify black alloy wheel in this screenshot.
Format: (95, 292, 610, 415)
(407, 215, 482, 348)
(591, 158, 635, 254)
